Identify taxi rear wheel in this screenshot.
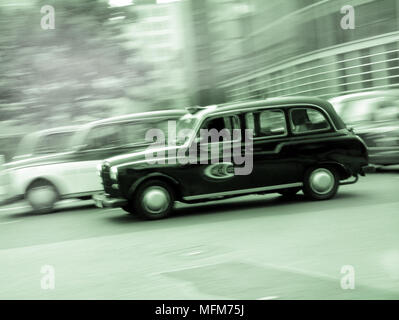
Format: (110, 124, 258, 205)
(25, 179, 59, 214)
(133, 180, 174, 220)
(303, 166, 339, 200)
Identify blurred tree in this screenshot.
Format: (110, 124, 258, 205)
(0, 0, 157, 130)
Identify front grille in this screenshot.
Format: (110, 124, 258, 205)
(101, 163, 114, 194)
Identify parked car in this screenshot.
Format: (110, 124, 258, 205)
(12, 126, 79, 161)
(0, 110, 186, 212)
(94, 97, 372, 220)
(329, 90, 399, 165)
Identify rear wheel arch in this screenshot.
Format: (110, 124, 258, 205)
(25, 177, 60, 195)
(24, 178, 61, 213)
(308, 161, 350, 180)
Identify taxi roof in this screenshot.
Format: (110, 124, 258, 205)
(190, 96, 346, 130)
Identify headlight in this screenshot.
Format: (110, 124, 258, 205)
(110, 167, 118, 180)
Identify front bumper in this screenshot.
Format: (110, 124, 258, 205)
(92, 193, 127, 209)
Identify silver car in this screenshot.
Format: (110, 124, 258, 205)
(329, 90, 399, 166)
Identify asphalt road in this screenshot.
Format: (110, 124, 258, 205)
(0, 169, 398, 299)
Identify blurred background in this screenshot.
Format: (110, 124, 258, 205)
(0, 0, 399, 160)
(1, 0, 399, 300)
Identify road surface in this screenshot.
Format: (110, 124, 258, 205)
(0, 169, 398, 299)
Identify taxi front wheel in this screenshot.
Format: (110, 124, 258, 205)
(134, 180, 175, 220)
(303, 166, 339, 200)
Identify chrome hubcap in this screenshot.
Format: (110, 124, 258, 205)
(142, 186, 170, 214)
(309, 168, 335, 195)
(27, 186, 57, 208)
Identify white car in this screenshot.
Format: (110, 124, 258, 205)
(11, 126, 79, 161)
(0, 110, 186, 213)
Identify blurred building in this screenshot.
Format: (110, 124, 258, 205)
(120, 1, 190, 109)
(186, 0, 399, 103)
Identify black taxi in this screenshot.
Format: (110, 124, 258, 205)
(93, 97, 372, 219)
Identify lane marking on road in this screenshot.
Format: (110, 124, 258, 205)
(150, 255, 340, 284)
(0, 220, 23, 225)
(246, 259, 339, 282)
(151, 256, 399, 298)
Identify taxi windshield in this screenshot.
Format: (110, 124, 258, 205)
(175, 114, 199, 145)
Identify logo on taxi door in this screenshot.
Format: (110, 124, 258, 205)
(204, 162, 235, 180)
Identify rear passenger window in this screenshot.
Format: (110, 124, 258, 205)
(35, 132, 74, 154)
(290, 108, 330, 134)
(259, 109, 287, 137)
(86, 125, 122, 149)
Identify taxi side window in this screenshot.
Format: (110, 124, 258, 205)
(259, 109, 287, 137)
(245, 109, 286, 138)
(200, 115, 241, 142)
(86, 125, 123, 149)
(290, 108, 330, 134)
(202, 117, 226, 132)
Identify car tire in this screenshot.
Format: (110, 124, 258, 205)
(303, 166, 339, 200)
(133, 180, 175, 220)
(25, 179, 59, 214)
(278, 188, 301, 198)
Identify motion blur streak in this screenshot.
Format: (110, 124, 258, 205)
(0, 0, 399, 299)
